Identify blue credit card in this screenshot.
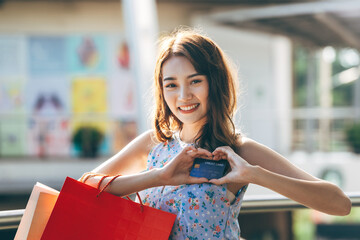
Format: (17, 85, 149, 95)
(190, 158, 228, 179)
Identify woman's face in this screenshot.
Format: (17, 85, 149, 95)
(162, 56, 209, 128)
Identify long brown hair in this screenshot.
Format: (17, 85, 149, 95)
(153, 28, 240, 151)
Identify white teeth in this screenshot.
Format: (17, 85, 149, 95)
(179, 104, 198, 111)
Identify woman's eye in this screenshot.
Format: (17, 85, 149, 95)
(165, 83, 176, 88)
(191, 79, 202, 84)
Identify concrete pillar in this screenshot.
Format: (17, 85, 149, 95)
(354, 66, 360, 121)
(122, 0, 159, 132)
(273, 36, 292, 155)
(305, 50, 317, 152)
(318, 47, 333, 152)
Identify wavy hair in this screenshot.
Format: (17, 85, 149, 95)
(153, 28, 241, 151)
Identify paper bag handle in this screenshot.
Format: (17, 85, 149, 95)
(83, 173, 144, 211)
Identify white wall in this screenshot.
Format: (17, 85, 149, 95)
(0, 1, 197, 34)
(0, 2, 125, 33)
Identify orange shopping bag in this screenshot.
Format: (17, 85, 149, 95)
(14, 183, 59, 240)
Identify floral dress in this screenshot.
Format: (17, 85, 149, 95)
(138, 135, 247, 240)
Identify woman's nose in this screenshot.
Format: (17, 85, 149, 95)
(179, 86, 192, 101)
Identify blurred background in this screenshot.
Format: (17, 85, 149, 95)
(0, 0, 360, 239)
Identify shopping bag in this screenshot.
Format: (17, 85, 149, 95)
(41, 177, 176, 240)
(28, 192, 58, 240)
(14, 182, 59, 240)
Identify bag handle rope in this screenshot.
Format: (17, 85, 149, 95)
(80, 172, 144, 211)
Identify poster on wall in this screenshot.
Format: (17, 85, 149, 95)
(0, 35, 26, 76)
(27, 117, 70, 157)
(71, 77, 109, 156)
(25, 75, 70, 157)
(67, 35, 107, 75)
(70, 117, 110, 157)
(28, 36, 67, 75)
(26, 76, 70, 116)
(0, 77, 26, 114)
(72, 77, 107, 114)
(108, 36, 137, 119)
(0, 120, 27, 156)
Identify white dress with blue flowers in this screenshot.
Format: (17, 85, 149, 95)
(138, 135, 247, 240)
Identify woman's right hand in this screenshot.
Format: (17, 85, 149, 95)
(158, 146, 213, 186)
(209, 146, 252, 185)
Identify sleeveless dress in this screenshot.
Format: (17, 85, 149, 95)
(138, 135, 247, 240)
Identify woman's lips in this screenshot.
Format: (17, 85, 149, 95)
(178, 103, 200, 113)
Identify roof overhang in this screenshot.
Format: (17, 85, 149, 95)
(205, 0, 360, 50)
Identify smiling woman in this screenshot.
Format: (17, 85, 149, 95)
(82, 27, 351, 240)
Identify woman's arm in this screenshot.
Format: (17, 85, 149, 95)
(210, 138, 351, 216)
(85, 146, 213, 196)
(90, 130, 156, 176)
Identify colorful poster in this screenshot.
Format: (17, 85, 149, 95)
(72, 77, 107, 114)
(70, 77, 109, 156)
(108, 36, 137, 119)
(27, 117, 70, 157)
(0, 119, 27, 156)
(0, 77, 26, 114)
(26, 76, 70, 116)
(0, 35, 26, 76)
(108, 35, 130, 71)
(70, 117, 110, 157)
(67, 35, 107, 74)
(28, 36, 67, 75)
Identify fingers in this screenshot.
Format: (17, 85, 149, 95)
(212, 146, 231, 160)
(188, 176, 209, 184)
(209, 176, 228, 185)
(185, 147, 213, 159)
(212, 146, 233, 156)
(196, 148, 213, 158)
(212, 153, 227, 161)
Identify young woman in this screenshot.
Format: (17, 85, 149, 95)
(83, 29, 351, 239)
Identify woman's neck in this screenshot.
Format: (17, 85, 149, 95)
(179, 123, 203, 143)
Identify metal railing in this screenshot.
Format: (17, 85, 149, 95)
(0, 209, 24, 231)
(1, 193, 359, 231)
(240, 192, 360, 213)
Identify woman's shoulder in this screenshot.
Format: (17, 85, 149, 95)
(235, 135, 262, 154)
(134, 129, 161, 150)
(122, 129, 160, 156)
(236, 134, 252, 144)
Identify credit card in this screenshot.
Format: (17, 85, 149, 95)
(190, 158, 228, 179)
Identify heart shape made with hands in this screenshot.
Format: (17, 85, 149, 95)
(186, 147, 232, 180)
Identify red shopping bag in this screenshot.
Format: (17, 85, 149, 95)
(41, 177, 176, 240)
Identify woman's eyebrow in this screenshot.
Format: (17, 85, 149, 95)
(163, 76, 176, 81)
(163, 73, 203, 81)
(187, 73, 203, 79)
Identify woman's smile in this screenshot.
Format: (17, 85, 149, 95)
(178, 103, 200, 113)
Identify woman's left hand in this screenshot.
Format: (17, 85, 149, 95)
(158, 146, 213, 186)
(209, 146, 252, 185)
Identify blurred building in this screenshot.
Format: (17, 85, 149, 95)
(0, 0, 359, 196)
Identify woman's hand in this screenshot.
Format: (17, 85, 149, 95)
(158, 146, 213, 186)
(209, 146, 253, 185)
